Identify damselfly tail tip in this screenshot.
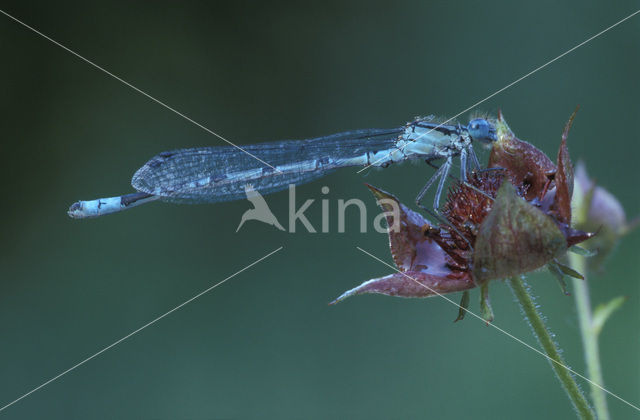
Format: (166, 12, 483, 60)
(67, 201, 85, 219)
(67, 201, 94, 219)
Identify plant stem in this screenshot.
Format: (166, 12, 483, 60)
(508, 276, 594, 419)
(570, 252, 610, 420)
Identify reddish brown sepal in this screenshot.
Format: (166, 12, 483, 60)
(489, 114, 556, 201)
(473, 181, 568, 284)
(549, 109, 578, 225)
(365, 184, 442, 272)
(329, 271, 475, 304)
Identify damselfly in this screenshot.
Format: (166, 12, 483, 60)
(67, 116, 497, 219)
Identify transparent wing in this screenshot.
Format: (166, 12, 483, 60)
(131, 127, 403, 203)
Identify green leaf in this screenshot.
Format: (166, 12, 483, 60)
(569, 245, 597, 257)
(480, 283, 494, 323)
(454, 291, 470, 322)
(547, 263, 570, 295)
(593, 296, 627, 336)
(554, 260, 584, 280)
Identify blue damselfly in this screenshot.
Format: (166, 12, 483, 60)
(68, 116, 496, 219)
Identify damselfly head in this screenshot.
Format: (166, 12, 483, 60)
(467, 118, 497, 144)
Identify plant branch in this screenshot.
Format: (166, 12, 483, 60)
(570, 252, 610, 420)
(508, 276, 594, 419)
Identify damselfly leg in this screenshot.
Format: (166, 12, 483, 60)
(414, 143, 491, 249)
(415, 156, 453, 212)
(467, 145, 481, 171)
(414, 156, 476, 249)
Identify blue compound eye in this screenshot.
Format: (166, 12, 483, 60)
(468, 118, 497, 143)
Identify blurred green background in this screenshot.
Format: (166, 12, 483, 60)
(1, 1, 639, 419)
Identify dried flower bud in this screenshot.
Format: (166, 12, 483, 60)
(572, 161, 638, 270)
(331, 110, 594, 321)
(473, 181, 568, 284)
